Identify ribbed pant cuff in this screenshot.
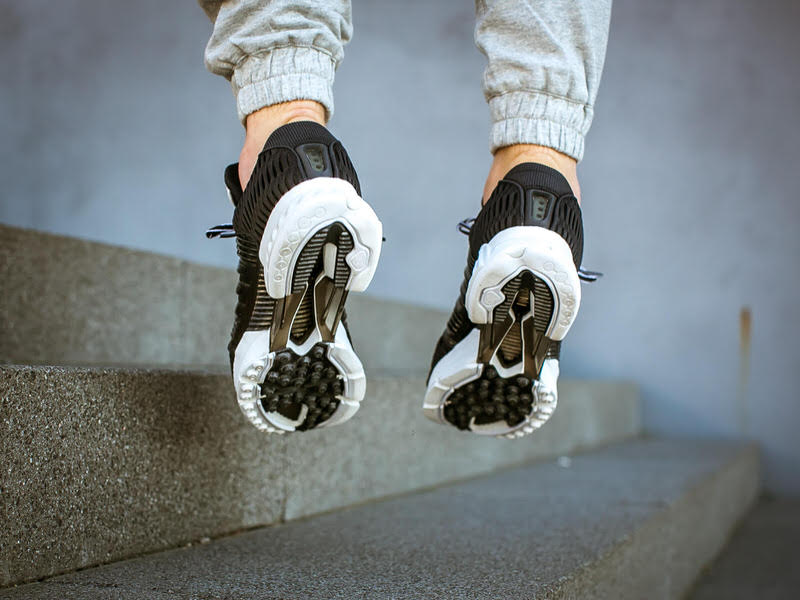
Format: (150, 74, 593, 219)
(489, 92, 593, 161)
(232, 46, 337, 124)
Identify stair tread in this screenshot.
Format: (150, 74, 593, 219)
(0, 439, 758, 599)
(689, 498, 800, 599)
(0, 366, 640, 588)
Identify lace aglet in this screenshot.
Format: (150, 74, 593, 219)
(578, 267, 603, 282)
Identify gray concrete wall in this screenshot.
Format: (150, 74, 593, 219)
(0, 0, 797, 494)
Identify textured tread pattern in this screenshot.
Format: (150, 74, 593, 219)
(531, 278, 554, 334)
(444, 270, 556, 430)
(292, 229, 328, 294)
(496, 276, 523, 364)
(249, 270, 275, 329)
(259, 344, 343, 431)
(290, 223, 353, 293)
(443, 369, 534, 430)
(289, 223, 353, 345)
(334, 230, 354, 286)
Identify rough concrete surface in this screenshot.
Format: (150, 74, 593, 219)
(689, 498, 800, 600)
(0, 223, 447, 373)
(0, 364, 639, 587)
(0, 439, 759, 599)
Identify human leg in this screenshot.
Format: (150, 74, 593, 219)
(202, 0, 383, 433)
(424, 0, 611, 437)
(201, 0, 352, 185)
(476, 0, 612, 201)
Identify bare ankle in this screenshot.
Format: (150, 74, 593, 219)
(482, 145, 580, 205)
(238, 100, 327, 188)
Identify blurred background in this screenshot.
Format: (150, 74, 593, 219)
(1, 0, 798, 500)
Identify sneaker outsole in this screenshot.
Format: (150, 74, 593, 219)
(233, 177, 382, 433)
(424, 225, 578, 438)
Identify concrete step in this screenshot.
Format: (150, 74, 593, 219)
(0, 439, 759, 599)
(0, 223, 447, 373)
(0, 364, 639, 587)
(688, 498, 800, 599)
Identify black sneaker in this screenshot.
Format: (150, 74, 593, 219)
(424, 163, 596, 439)
(207, 121, 382, 434)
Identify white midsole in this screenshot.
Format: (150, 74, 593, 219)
(423, 329, 483, 419)
(259, 177, 382, 299)
(424, 226, 577, 438)
(465, 226, 580, 341)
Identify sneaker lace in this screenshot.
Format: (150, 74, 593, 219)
(205, 223, 235, 239)
(205, 222, 386, 243)
(457, 217, 476, 235)
(456, 217, 602, 282)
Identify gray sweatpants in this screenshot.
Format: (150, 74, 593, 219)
(199, 0, 611, 161)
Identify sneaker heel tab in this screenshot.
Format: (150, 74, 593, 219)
(500, 162, 574, 197)
(262, 121, 336, 152)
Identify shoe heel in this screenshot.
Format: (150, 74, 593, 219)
(259, 177, 382, 300)
(465, 226, 580, 341)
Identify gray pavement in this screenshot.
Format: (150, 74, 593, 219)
(0, 439, 759, 599)
(690, 498, 800, 600)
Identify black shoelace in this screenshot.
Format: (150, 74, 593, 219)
(205, 223, 235, 239)
(456, 218, 602, 282)
(205, 223, 387, 243)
